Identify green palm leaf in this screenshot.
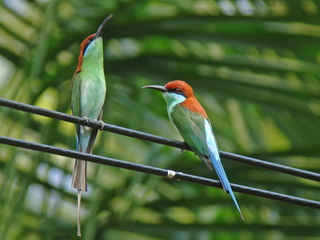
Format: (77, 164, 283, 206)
(1, 0, 320, 239)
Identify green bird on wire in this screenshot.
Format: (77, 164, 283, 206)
(71, 14, 112, 237)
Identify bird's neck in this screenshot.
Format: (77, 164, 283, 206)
(180, 97, 208, 118)
(81, 38, 104, 73)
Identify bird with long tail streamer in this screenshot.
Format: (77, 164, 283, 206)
(71, 14, 112, 236)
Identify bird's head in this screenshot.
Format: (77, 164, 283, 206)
(143, 80, 194, 96)
(143, 80, 195, 108)
(74, 14, 113, 74)
(143, 80, 208, 117)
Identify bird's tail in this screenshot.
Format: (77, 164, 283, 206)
(72, 124, 98, 191)
(71, 140, 87, 237)
(71, 159, 87, 237)
(77, 190, 82, 237)
(71, 159, 87, 191)
(72, 125, 99, 236)
(210, 156, 244, 220)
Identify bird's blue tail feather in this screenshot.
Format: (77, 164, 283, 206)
(210, 155, 244, 220)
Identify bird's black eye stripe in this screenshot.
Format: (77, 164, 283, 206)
(168, 88, 185, 96)
(82, 40, 92, 55)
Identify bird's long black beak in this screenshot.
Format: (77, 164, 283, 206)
(95, 13, 113, 38)
(142, 85, 167, 92)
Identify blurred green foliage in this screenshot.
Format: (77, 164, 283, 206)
(1, 0, 320, 239)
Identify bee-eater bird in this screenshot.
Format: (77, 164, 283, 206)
(71, 14, 112, 236)
(143, 80, 243, 219)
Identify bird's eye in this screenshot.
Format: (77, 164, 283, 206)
(167, 87, 186, 96)
(82, 40, 92, 55)
(172, 88, 180, 93)
(169, 88, 183, 95)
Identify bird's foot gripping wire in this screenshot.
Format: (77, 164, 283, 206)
(98, 120, 105, 130)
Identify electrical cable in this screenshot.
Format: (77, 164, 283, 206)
(1, 135, 320, 210)
(1, 97, 319, 182)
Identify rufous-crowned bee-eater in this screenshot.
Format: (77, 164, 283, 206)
(71, 14, 112, 236)
(143, 80, 243, 220)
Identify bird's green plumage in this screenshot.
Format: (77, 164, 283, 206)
(71, 37, 106, 191)
(163, 91, 213, 169)
(169, 103, 214, 169)
(70, 14, 112, 236)
(146, 82, 243, 219)
(71, 37, 106, 122)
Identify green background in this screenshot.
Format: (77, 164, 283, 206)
(1, 0, 320, 239)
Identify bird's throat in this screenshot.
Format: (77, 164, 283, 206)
(163, 92, 186, 114)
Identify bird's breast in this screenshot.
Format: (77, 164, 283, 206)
(80, 69, 106, 119)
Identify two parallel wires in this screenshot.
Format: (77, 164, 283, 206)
(0, 97, 320, 210)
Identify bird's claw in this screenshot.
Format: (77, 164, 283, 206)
(98, 120, 104, 130)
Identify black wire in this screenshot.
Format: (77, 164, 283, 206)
(1, 97, 320, 182)
(1, 135, 320, 210)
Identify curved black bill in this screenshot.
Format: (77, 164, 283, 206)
(142, 85, 167, 92)
(95, 13, 113, 38)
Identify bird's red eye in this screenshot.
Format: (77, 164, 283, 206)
(168, 87, 183, 95)
(174, 88, 180, 93)
(82, 40, 92, 55)
(166, 86, 186, 96)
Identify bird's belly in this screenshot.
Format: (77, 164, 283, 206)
(81, 76, 106, 120)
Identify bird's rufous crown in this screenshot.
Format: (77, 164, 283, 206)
(165, 80, 208, 119)
(74, 34, 96, 75)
